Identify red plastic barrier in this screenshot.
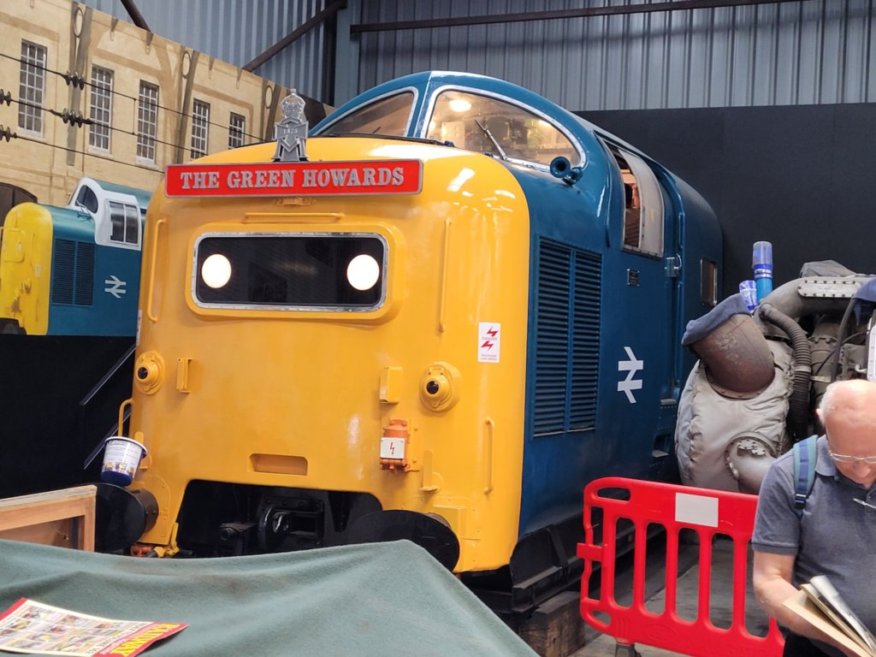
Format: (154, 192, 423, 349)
(577, 477, 784, 657)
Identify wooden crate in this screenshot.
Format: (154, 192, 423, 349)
(0, 485, 96, 550)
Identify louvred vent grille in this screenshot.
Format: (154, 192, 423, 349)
(533, 239, 601, 436)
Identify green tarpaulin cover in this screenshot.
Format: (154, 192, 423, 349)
(0, 539, 537, 656)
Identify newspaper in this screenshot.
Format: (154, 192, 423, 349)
(0, 598, 186, 657)
(784, 576, 876, 657)
(806, 576, 876, 653)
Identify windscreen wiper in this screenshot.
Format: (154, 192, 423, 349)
(474, 119, 507, 160)
(317, 132, 453, 147)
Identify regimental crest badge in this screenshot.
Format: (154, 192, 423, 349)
(273, 90, 308, 162)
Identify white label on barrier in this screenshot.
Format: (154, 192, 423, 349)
(675, 492, 719, 528)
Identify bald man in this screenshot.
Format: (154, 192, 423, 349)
(753, 379, 876, 657)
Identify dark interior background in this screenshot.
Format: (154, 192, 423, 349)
(580, 103, 875, 298)
(0, 336, 132, 498)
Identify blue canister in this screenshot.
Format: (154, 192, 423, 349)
(752, 241, 773, 302)
(100, 437, 147, 487)
(739, 280, 758, 313)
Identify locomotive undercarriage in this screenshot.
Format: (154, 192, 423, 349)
(159, 480, 592, 617)
(166, 447, 675, 616)
(172, 481, 461, 570)
(463, 514, 585, 618)
(175, 481, 383, 556)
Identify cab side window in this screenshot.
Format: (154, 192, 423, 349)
(426, 90, 578, 167)
(108, 201, 140, 246)
(612, 147, 664, 257)
(320, 92, 414, 137)
(75, 186, 99, 214)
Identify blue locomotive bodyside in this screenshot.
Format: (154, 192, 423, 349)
(46, 207, 142, 337)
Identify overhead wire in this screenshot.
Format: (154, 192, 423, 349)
(1, 49, 268, 141)
(15, 132, 166, 174)
(1, 90, 269, 173)
(0, 49, 269, 143)
(2, 91, 238, 167)
(0, 95, 168, 173)
(7, 93, 222, 154)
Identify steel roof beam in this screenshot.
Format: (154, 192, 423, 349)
(351, 0, 810, 34)
(120, 0, 150, 32)
(244, 0, 347, 73)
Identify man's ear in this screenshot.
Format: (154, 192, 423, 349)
(816, 407, 824, 424)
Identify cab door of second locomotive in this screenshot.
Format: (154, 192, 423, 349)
(601, 143, 680, 478)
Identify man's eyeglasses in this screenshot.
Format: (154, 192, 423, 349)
(828, 450, 876, 465)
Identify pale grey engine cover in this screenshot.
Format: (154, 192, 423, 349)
(675, 340, 793, 492)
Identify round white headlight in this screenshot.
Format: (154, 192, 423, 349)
(346, 254, 380, 291)
(201, 253, 232, 289)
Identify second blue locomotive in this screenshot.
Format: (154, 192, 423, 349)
(0, 178, 149, 336)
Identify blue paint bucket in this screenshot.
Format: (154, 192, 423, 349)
(100, 437, 147, 487)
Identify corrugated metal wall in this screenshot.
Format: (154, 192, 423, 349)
(78, 0, 327, 99)
(76, 0, 876, 110)
(354, 0, 876, 110)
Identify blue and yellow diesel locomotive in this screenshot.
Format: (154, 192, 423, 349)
(114, 71, 720, 608)
(0, 178, 148, 336)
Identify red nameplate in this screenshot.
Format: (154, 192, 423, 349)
(165, 160, 422, 197)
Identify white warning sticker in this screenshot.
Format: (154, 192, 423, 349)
(478, 322, 501, 363)
(380, 437, 406, 460)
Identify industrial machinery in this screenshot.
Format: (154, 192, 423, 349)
(676, 261, 875, 493)
(106, 71, 721, 613)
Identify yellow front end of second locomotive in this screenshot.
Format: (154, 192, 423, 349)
(0, 203, 53, 335)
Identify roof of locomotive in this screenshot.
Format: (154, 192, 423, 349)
(95, 179, 152, 212)
(168, 71, 713, 222)
(47, 205, 95, 241)
(311, 70, 650, 169)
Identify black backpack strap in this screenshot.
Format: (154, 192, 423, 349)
(792, 435, 818, 518)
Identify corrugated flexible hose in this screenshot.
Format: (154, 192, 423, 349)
(758, 303, 811, 441)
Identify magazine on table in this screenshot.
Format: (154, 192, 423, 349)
(0, 598, 186, 657)
(784, 575, 876, 657)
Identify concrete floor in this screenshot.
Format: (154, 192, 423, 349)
(568, 537, 771, 657)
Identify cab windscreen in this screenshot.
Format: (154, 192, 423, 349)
(194, 234, 385, 310)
